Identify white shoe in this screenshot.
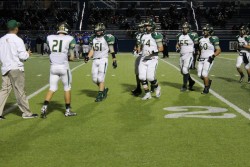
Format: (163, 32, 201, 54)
(155, 86, 161, 98)
(141, 92, 152, 100)
(41, 105, 47, 118)
(65, 109, 77, 117)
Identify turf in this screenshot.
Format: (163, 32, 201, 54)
(1, 53, 250, 167)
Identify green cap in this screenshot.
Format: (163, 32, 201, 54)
(7, 20, 20, 29)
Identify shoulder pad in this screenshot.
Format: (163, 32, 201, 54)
(209, 36, 220, 45)
(89, 34, 95, 45)
(151, 32, 163, 39)
(104, 34, 115, 45)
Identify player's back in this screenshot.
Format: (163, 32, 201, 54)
(47, 34, 74, 67)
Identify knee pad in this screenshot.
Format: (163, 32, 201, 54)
(92, 77, 98, 84)
(245, 64, 250, 70)
(49, 87, 57, 92)
(139, 74, 146, 81)
(64, 85, 71, 91)
(202, 70, 208, 78)
(97, 74, 105, 83)
(182, 67, 189, 74)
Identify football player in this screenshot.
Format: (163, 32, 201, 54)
(236, 25, 250, 83)
(74, 33, 81, 59)
(40, 22, 77, 118)
(85, 23, 116, 102)
(81, 31, 90, 59)
(131, 21, 144, 96)
(176, 22, 197, 92)
(198, 24, 221, 94)
(138, 19, 163, 100)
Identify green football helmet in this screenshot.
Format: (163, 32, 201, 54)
(239, 25, 249, 35)
(137, 20, 145, 33)
(182, 22, 190, 34)
(202, 24, 214, 36)
(94, 23, 105, 37)
(144, 19, 156, 33)
(57, 22, 70, 34)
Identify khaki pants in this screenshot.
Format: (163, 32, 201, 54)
(0, 70, 32, 116)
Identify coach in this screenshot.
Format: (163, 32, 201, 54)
(0, 20, 38, 119)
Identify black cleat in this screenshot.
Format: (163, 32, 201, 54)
(201, 87, 209, 94)
(188, 80, 195, 91)
(95, 91, 104, 102)
(239, 75, 245, 83)
(131, 88, 142, 96)
(0, 116, 6, 120)
(103, 88, 109, 99)
(180, 86, 187, 92)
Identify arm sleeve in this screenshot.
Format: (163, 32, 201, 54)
(212, 36, 220, 49)
(17, 39, 29, 60)
(69, 38, 76, 49)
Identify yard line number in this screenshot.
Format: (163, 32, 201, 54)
(164, 106, 236, 119)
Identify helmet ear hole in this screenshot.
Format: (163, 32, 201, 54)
(57, 22, 70, 34)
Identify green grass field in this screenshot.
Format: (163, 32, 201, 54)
(1, 52, 250, 167)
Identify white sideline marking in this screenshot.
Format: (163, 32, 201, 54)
(160, 59, 250, 120)
(4, 62, 86, 114)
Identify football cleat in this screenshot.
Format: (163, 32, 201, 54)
(180, 86, 187, 92)
(141, 92, 152, 100)
(188, 80, 195, 91)
(201, 87, 209, 94)
(0, 116, 6, 120)
(65, 109, 77, 117)
(131, 88, 142, 96)
(40, 106, 47, 119)
(103, 88, 109, 99)
(22, 113, 38, 119)
(95, 91, 104, 102)
(155, 86, 161, 98)
(239, 75, 244, 83)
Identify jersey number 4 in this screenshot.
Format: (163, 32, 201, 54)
(52, 40, 63, 52)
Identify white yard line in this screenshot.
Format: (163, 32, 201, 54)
(217, 57, 235, 61)
(160, 58, 250, 120)
(3, 62, 86, 114)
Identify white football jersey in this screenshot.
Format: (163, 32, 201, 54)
(141, 33, 159, 56)
(47, 34, 75, 67)
(92, 37, 110, 59)
(199, 37, 215, 58)
(178, 34, 194, 54)
(238, 35, 250, 52)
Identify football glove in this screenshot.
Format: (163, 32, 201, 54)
(208, 55, 215, 64)
(112, 60, 117, 69)
(238, 42, 245, 48)
(176, 48, 180, 53)
(84, 56, 89, 63)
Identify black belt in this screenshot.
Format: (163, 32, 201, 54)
(199, 58, 207, 61)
